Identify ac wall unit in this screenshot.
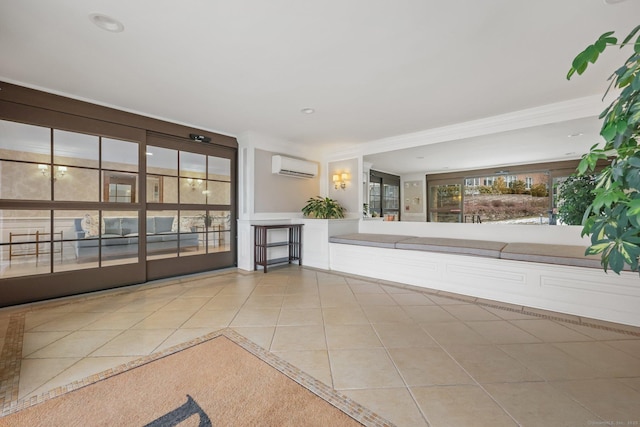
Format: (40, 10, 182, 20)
(271, 155, 318, 178)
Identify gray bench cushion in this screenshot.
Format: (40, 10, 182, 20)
(396, 237, 507, 258)
(500, 242, 602, 269)
(329, 233, 416, 249)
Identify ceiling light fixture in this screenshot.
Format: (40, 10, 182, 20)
(89, 13, 125, 33)
(300, 108, 315, 115)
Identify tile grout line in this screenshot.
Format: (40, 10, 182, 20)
(366, 294, 433, 427)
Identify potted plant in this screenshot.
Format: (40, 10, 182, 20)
(301, 196, 346, 219)
(199, 213, 213, 227)
(567, 24, 640, 273)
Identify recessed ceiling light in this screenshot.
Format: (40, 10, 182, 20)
(89, 13, 124, 33)
(603, 0, 629, 4)
(416, 156, 424, 159)
(300, 108, 315, 114)
(568, 132, 584, 138)
(565, 152, 577, 156)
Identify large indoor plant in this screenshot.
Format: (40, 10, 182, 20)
(301, 196, 345, 219)
(557, 175, 597, 226)
(567, 24, 640, 273)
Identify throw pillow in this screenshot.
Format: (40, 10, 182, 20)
(171, 215, 192, 233)
(80, 213, 102, 238)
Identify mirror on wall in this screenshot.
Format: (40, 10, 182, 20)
(363, 116, 602, 225)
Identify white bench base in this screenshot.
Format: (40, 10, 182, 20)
(329, 243, 640, 327)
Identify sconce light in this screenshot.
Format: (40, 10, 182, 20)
(186, 178, 203, 191)
(38, 164, 67, 181)
(333, 172, 349, 190)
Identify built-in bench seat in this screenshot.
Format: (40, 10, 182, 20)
(328, 233, 416, 248)
(329, 233, 602, 269)
(500, 242, 602, 269)
(396, 236, 507, 259)
(328, 232, 639, 327)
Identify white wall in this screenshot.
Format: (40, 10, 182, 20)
(328, 158, 359, 218)
(237, 131, 325, 270)
(401, 173, 426, 222)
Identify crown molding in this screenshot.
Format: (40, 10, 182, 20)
(331, 95, 605, 159)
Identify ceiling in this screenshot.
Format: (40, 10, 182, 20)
(1, 0, 639, 174)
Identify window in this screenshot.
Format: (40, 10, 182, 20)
(369, 170, 400, 220)
(427, 160, 582, 225)
(0, 120, 141, 278)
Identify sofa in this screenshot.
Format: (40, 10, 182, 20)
(73, 216, 200, 259)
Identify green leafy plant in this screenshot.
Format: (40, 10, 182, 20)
(557, 175, 597, 226)
(567, 24, 640, 273)
(199, 213, 213, 227)
(301, 196, 346, 219)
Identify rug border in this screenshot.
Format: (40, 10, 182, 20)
(1, 327, 395, 427)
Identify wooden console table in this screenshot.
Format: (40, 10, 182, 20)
(253, 224, 303, 273)
(9, 231, 63, 264)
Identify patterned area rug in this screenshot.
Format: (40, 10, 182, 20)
(0, 329, 393, 426)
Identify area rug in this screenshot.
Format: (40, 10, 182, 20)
(0, 329, 392, 426)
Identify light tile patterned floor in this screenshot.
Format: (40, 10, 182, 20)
(1, 266, 640, 426)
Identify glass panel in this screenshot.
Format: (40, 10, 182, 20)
(147, 175, 163, 203)
(463, 172, 550, 224)
(369, 181, 381, 217)
(205, 210, 231, 253)
(53, 210, 99, 272)
(54, 130, 99, 168)
(429, 184, 461, 222)
(55, 167, 100, 202)
(101, 211, 138, 266)
(0, 120, 50, 163)
(146, 146, 177, 176)
(103, 138, 138, 172)
(0, 160, 51, 200)
(160, 176, 178, 204)
(146, 146, 177, 203)
(180, 210, 205, 257)
(180, 152, 206, 179)
(208, 156, 231, 181)
(180, 178, 207, 204)
(103, 171, 138, 203)
(206, 181, 231, 205)
(147, 210, 178, 260)
(0, 209, 53, 278)
(383, 183, 399, 221)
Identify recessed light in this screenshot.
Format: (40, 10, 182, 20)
(89, 13, 124, 33)
(567, 132, 584, 138)
(300, 108, 315, 114)
(565, 152, 577, 156)
(416, 156, 424, 159)
(603, 0, 629, 4)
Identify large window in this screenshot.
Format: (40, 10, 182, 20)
(145, 145, 232, 261)
(0, 120, 235, 282)
(427, 161, 580, 224)
(0, 120, 140, 279)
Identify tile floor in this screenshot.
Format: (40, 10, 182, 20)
(1, 266, 640, 426)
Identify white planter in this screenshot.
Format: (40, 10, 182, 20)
(294, 218, 359, 270)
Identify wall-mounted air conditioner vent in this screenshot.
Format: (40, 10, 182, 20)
(272, 155, 318, 178)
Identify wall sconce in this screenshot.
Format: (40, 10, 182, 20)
(332, 172, 350, 190)
(38, 164, 67, 181)
(186, 178, 203, 191)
